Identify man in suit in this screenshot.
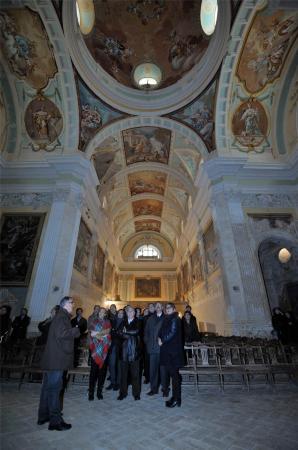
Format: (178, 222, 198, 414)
(37, 296, 80, 431)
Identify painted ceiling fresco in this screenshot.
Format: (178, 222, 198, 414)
(83, 0, 210, 89)
(135, 219, 161, 233)
(78, 79, 126, 151)
(170, 80, 216, 151)
(122, 127, 171, 165)
(128, 171, 167, 196)
(0, 9, 57, 90)
(132, 199, 163, 217)
(228, 4, 298, 156)
(237, 9, 298, 94)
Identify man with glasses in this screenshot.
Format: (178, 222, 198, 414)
(37, 296, 80, 431)
(158, 303, 184, 408)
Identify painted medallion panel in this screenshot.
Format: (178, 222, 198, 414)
(128, 171, 167, 196)
(0, 213, 45, 286)
(24, 95, 63, 148)
(135, 219, 161, 233)
(84, 0, 209, 89)
(74, 220, 92, 276)
(132, 199, 163, 217)
(122, 127, 171, 165)
(237, 8, 298, 94)
(0, 9, 57, 90)
(135, 278, 161, 298)
(232, 98, 268, 148)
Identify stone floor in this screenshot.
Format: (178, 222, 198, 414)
(1, 379, 298, 450)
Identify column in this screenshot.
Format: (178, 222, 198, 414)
(26, 189, 82, 331)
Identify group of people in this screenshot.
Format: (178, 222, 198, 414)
(36, 296, 199, 431)
(0, 305, 31, 343)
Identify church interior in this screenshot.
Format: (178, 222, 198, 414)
(1, 0, 297, 337)
(1, 1, 298, 449)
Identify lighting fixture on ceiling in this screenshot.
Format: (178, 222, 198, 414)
(76, 0, 95, 35)
(200, 0, 218, 36)
(278, 248, 291, 264)
(133, 62, 162, 90)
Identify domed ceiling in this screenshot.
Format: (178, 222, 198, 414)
(83, 0, 210, 89)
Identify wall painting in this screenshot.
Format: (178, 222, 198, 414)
(135, 278, 161, 298)
(74, 220, 92, 276)
(92, 244, 105, 288)
(0, 213, 45, 286)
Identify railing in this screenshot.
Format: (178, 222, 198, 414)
(179, 343, 298, 391)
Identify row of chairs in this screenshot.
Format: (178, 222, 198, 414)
(180, 343, 298, 391)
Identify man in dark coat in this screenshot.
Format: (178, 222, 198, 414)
(71, 307, 87, 367)
(158, 303, 184, 408)
(144, 302, 165, 396)
(37, 296, 80, 431)
(117, 306, 141, 401)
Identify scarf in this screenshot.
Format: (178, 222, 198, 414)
(89, 317, 111, 368)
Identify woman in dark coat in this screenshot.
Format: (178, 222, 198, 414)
(117, 306, 141, 401)
(158, 303, 184, 408)
(182, 311, 201, 344)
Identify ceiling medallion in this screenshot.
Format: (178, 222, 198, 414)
(133, 62, 162, 90)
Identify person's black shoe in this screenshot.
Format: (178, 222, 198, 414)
(37, 418, 49, 425)
(134, 396, 140, 400)
(97, 392, 103, 400)
(146, 391, 156, 396)
(105, 384, 113, 390)
(88, 392, 94, 401)
(48, 422, 72, 431)
(117, 394, 127, 400)
(166, 398, 181, 408)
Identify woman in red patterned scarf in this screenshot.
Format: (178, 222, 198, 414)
(88, 307, 111, 400)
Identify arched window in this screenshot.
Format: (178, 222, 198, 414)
(134, 244, 161, 260)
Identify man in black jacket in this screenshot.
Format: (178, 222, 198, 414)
(144, 302, 165, 396)
(158, 303, 184, 408)
(117, 306, 141, 401)
(37, 296, 80, 431)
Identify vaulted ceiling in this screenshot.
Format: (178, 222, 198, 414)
(1, 0, 297, 270)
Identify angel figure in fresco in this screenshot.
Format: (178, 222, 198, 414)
(240, 102, 261, 137)
(0, 11, 35, 78)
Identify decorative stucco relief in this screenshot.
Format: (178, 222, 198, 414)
(0, 192, 53, 208)
(241, 193, 298, 208)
